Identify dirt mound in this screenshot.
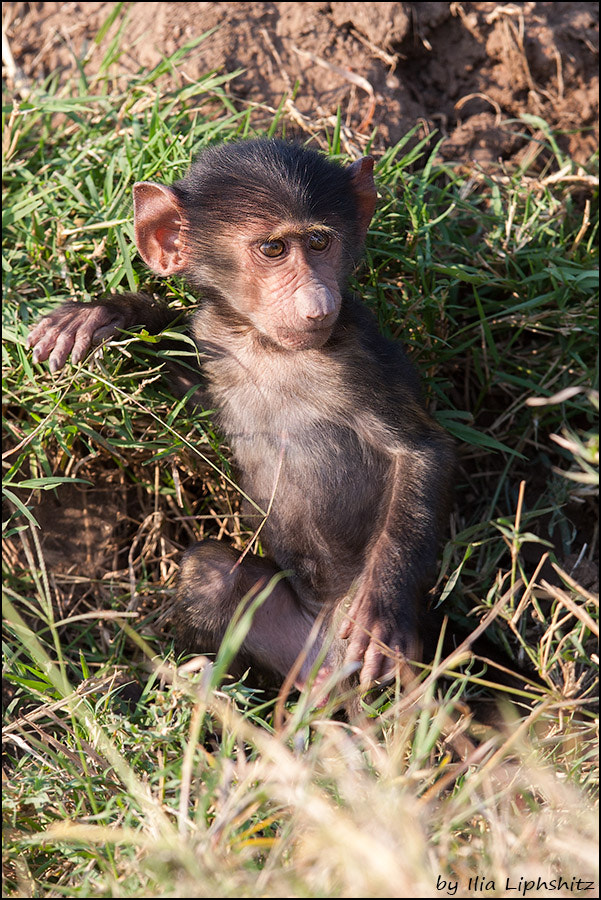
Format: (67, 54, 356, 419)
(3, 2, 598, 165)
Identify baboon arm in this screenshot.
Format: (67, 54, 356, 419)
(340, 445, 447, 686)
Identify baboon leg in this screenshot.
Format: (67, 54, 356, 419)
(175, 541, 338, 688)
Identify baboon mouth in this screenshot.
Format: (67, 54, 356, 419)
(276, 326, 333, 349)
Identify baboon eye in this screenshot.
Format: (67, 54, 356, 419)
(308, 231, 330, 251)
(260, 239, 286, 258)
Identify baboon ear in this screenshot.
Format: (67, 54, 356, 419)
(348, 157, 377, 238)
(133, 182, 188, 276)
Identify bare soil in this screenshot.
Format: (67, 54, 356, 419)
(3, 1, 599, 165)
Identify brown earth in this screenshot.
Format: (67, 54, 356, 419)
(3, 1, 599, 166)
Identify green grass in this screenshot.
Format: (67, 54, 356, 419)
(2, 22, 599, 899)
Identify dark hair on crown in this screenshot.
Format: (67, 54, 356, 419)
(171, 139, 360, 236)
